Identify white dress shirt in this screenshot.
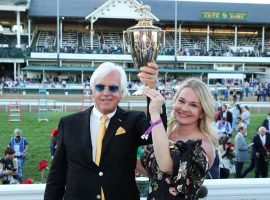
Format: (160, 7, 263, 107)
(90, 106, 116, 161)
(260, 134, 266, 146)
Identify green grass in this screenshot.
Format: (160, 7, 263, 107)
(0, 112, 267, 182)
(0, 112, 71, 183)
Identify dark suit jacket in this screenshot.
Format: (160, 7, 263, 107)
(218, 110, 233, 126)
(44, 105, 166, 200)
(253, 133, 270, 159)
(262, 119, 270, 131)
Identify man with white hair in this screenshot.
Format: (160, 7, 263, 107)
(253, 126, 270, 178)
(8, 128, 28, 183)
(45, 62, 166, 200)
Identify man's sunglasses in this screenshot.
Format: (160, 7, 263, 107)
(94, 84, 120, 93)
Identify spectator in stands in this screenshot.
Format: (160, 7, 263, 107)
(232, 89, 237, 102)
(253, 126, 270, 178)
(224, 87, 229, 101)
(214, 86, 219, 101)
(8, 128, 28, 183)
(0, 147, 18, 184)
(216, 117, 233, 138)
(234, 126, 249, 178)
(61, 80, 66, 88)
(50, 128, 59, 160)
(217, 104, 233, 126)
(141, 77, 217, 199)
(44, 62, 166, 200)
(262, 113, 270, 131)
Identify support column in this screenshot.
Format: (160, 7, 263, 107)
(60, 19, 63, 48)
(262, 26, 265, 53)
(81, 71, 84, 84)
(43, 70, 45, 82)
(178, 24, 181, 50)
(242, 63, 245, 71)
(163, 30, 166, 51)
(174, 0, 177, 58)
(90, 18, 94, 50)
(16, 11, 21, 48)
(17, 63, 21, 80)
(56, 0, 60, 66)
(128, 73, 131, 83)
(122, 32, 125, 52)
(207, 25, 210, 52)
(28, 19, 31, 47)
(234, 26, 238, 47)
(13, 63, 17, 80)
(184, 62, 186, 70)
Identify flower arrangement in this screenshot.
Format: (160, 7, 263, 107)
(37, 159, 48, 183)
(223, 142, 235, 161)
(22, 178, 33, 184)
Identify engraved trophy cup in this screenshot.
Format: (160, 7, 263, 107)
(124, 4, 163, 88)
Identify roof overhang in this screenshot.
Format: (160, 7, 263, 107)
(85, 0, 159, 23)
(22, 66, 259, 74)
(0, 0, 30, 12)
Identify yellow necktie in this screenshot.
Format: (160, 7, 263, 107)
(95, 115, 108, 200)
(95, 115, 108, 165)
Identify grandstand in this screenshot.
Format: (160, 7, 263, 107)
(1, 0, 270, 88)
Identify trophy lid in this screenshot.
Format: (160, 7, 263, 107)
(127, 3, 161, 32)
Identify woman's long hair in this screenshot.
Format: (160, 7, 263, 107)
(168, 78, 218, 147)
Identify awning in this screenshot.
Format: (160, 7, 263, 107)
(22, 65, 259, 74)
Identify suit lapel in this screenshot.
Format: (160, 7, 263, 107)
(80, 107, 93, 163)
(101, 107, 124, 164)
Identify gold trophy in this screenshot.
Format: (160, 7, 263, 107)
(124, 3, 163, 88)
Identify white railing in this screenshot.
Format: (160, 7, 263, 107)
(1, 178, 270, 200)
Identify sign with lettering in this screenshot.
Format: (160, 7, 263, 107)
(201, 11, 248, 21)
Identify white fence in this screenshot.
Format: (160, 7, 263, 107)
(1, 178, 270, 200)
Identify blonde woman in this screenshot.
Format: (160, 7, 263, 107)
(140, 78, 218, 199)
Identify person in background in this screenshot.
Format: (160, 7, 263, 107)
(217, 104, 233, 126)
(215, 117, 233, 138)
(44, 62, 167, 200)
(0, 147, 18, 184)
(234, 126, 249, 178)
(140, 78, 217, 199)
(253, 126, 270, 178)
(8, 128, 28, 183)
(241, 127, 259, 178)
(50, 128, 59, 160)
(241, 106, 250, 129)
(232, 104, 242, 131)
(262, 113, 270, 131)
(219, 136, 235, 179)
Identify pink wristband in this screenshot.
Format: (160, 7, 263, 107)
(141, 118, 162, 140)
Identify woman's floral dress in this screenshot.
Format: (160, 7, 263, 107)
(141, 140, 209, 200)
